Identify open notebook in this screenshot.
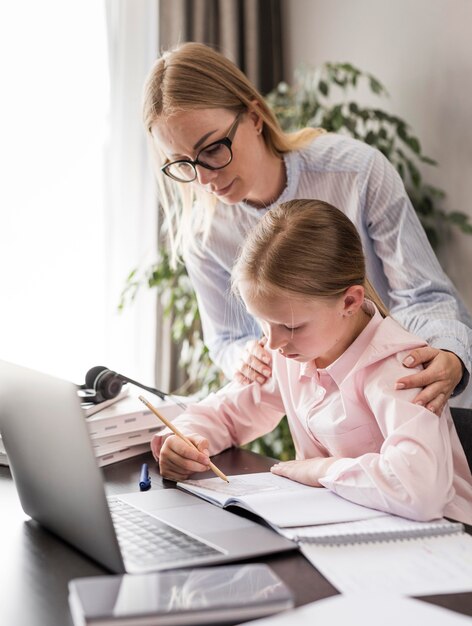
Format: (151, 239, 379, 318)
(177, 472, 385, 529)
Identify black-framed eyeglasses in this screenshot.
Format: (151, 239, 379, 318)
(161, 112, 243, 183)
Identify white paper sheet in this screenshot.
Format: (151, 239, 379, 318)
(301, 532, 472, 595)
(237, 594, 472, 626)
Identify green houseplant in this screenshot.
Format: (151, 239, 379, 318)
(266, 62, 472, 247)
(121, 61, 472, 461)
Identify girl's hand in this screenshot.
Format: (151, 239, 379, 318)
(234, 337, 272, 385)
(395, 347, 464, 415)
(158, 434, 211, 482)
(270, 457, 338, 487)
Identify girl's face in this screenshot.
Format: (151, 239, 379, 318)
(151, 108, 283, 206)
(239, 283, 366, 368)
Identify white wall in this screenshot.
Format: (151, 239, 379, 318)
(283, 0, 472, 311)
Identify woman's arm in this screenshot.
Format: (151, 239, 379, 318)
(184, 244, 260, 380)
(360, 145, 472, 401)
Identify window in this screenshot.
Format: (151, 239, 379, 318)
(0, 1, 158, 388)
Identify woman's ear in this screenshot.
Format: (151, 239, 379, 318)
(342, 285, 365, 316)
(248, 99, 264, 133)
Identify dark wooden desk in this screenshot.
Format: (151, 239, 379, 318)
(1, 447, 471, 626)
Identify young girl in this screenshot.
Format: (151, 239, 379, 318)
(151, 200, 472, 524)
(143, 41, 472, 413)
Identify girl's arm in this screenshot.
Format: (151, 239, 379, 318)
(151, 377, 285, 464)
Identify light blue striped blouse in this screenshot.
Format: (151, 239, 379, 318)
(183, 133, 472, 405)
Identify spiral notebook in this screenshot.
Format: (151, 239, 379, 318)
(279, 514, 464, 544)
(297, 516, 472, 596)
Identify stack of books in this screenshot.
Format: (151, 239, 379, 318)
(83, 391, 187, 467)
(0, 390, 187, 469)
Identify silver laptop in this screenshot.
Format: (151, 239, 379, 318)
(0, 361, 294, 573)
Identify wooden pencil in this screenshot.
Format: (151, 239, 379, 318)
(139, 395, 229, 483)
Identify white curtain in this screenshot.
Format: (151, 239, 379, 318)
(0, 1, 109, 384)
(0, 0, 159, 387)
(104, 0, 159, 385)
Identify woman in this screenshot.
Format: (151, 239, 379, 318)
(153, 200, 472, 524)
(143, 41, 472, 413)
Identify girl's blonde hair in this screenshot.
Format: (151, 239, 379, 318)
(232, 199, 389, 317)
(142, 42, 325, 264)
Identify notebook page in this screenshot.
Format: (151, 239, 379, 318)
(301, 532, 472, 595)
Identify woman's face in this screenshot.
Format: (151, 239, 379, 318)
(151, 108, 280, 206)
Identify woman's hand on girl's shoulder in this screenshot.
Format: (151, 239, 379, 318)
(234, 337, 272, 385)
(395, 347, 464, 415)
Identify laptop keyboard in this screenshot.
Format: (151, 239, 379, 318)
(108, 498, 222, 566)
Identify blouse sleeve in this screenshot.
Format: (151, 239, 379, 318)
(360, 146, 472, 393)
(184, 243, 261, 380)
(151, 376, 286, 459)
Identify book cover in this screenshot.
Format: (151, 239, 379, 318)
(90, 427, 163, 456)
(81, 388, 130, 417)
(95, 443, 152, 468)
(85, 394, 185, 439)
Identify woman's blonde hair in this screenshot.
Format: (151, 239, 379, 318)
(232, 199, 389, 317)
(143, 42, 325, 264)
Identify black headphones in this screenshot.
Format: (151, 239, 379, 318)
(78, 366, 168, 404)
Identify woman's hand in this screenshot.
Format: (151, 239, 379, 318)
(157, 434, 211, 481)
(234, 337, 272, 385)
(270, 457, 338, 487)
(395, 347, 464, 415)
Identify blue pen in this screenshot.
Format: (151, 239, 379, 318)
(139, 463, 151, 491)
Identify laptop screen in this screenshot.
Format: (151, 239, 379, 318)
(0, 360, 125, 573)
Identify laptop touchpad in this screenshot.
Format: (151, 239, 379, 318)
(118, 489, 205, 510)
(155, 502, 256, 532)
(117, 490, 255, 531)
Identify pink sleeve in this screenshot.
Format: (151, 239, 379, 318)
(151, 377, 285, 459)
(319, 354, 456, 521)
